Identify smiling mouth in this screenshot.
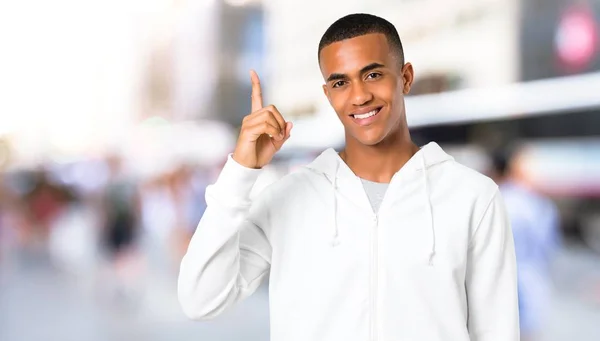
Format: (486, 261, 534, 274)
(351, 107, 381, 120)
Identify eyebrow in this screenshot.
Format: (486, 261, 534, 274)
(326, 62, 386, 83)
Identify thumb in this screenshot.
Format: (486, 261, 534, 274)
(273, 122, 293, 149)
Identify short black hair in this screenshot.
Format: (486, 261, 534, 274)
(490, 144, 520, 177)
(318, 13, 405, 65)
(490, 149, 509, 177)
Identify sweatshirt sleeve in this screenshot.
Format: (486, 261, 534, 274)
(466, 188, 520, 341)
(177, 155, 272, 320)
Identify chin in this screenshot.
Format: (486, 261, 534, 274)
(352, 131, 387, 146)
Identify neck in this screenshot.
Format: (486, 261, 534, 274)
(340, 127, 419, 183)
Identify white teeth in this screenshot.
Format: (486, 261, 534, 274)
(353, 110, 378, 119)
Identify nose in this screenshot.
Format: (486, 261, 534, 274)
(350, 82, 373, 106)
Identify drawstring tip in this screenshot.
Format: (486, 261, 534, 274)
(428, 251, 435, 266)
(331, 237, 340, 247)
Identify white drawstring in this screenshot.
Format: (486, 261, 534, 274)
(420, 152, 436, 266)
(329, 150, 434, 255)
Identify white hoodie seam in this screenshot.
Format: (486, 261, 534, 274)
(240, 244, 271, 266)
(469, 187, 500, 248)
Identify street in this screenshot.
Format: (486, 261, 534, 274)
(1, 241, 599, 341)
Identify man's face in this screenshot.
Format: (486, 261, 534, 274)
(319, 33, 413, 146)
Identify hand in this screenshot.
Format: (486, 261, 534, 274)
(232, 70, 293, 169)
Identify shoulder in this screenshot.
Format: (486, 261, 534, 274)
(434, 159, 498, 202)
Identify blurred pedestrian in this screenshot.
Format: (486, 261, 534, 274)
(100, 154, 142, 302)
(490, 145, 561, 341)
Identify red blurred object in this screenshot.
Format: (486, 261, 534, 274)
(555, 4, 599, 72)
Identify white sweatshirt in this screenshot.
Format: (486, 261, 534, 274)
(178, 142, 520, 341)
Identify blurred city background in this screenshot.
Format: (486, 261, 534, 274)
(1, 0, 599, 340)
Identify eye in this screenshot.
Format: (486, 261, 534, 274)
(366, 72, 382, 80)
(332, 81, 346, 88)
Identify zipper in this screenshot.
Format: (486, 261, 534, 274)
(371, 214, 379, 341)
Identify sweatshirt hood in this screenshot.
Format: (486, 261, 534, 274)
(305, 142, 454, 265)
(305, 142, 453, 177)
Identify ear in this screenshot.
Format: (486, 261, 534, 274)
(401, 62, 415, 95)
(322, 84, 331, 103)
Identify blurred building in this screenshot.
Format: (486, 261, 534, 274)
(141, 0, 265, 127)
(214, 0, 265, 126)
(520, 0, 600, 81)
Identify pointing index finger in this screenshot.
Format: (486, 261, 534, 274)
(250, 69, 263, 112)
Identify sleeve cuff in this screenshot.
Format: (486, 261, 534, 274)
(213, 154, 263, 202)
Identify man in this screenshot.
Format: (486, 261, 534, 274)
(178, 13, 519, 341)
(490, 146, 560, 341)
